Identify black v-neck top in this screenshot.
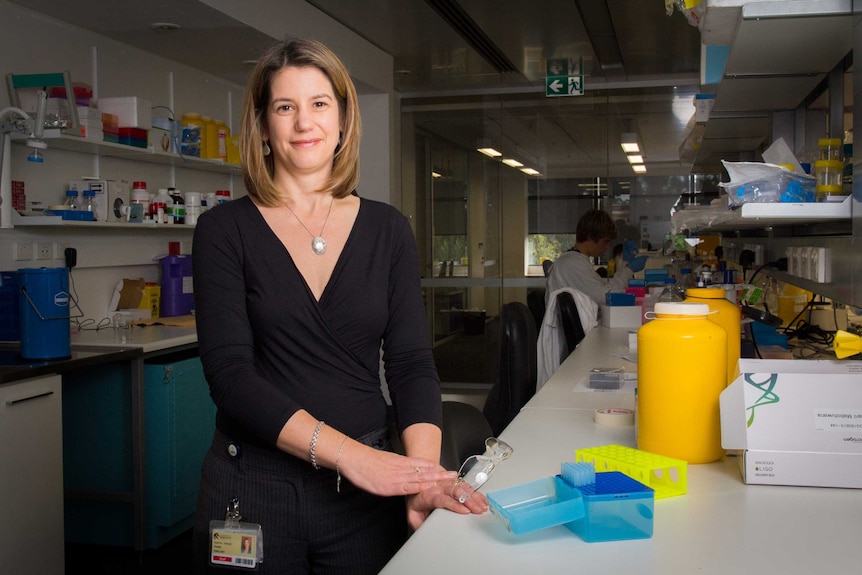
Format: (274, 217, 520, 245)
(192, 195, 441, 448)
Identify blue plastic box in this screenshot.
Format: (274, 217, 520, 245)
(487, 476, 584, 535)
(488, 472, 655, 542)
(605, 292, 636, 306)
(564, 471, 654, 542)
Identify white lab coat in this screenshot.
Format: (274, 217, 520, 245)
(537, 287, 598, 390)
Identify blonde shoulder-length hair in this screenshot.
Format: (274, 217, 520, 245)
(240, 38, 361, 206)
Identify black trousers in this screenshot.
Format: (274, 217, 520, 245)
(193, 428, 407, 574)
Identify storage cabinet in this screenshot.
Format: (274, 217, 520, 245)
(63, 353, 215, 549)
(0, 374, 64, 575)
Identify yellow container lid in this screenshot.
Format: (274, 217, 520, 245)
(815, 159, 844, 170)
(818, 137, 843, 147)
(816, 184, 843, 193)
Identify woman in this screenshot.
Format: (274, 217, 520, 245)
(192, 38, 486, 574)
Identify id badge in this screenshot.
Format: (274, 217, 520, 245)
(209, 520, 263, 569)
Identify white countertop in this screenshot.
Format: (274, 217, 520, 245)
(380, 326, 862, 575)
(72, 324, 197, 354)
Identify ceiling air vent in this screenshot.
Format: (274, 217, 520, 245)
(425, 0, 519, 73)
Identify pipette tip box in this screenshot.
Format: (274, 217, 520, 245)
(487, 470, 654, 541)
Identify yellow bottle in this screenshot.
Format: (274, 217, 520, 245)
(684, 287, 741, 386)
(637, 302, 727, 464)
(201, 116, 218, 159)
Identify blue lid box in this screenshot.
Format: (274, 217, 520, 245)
(564, 471, 654, 542)
(487, 469, 654, 542)
(605, 292, 636, 306)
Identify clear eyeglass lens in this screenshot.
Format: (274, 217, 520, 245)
(484, 438, 513, 461)
(452, 455, 495, 503)
(450, 437, 514, 503)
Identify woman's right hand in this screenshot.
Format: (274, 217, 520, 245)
(338, 441, 457, 496)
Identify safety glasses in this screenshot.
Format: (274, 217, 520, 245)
(450, 437, 513, 503)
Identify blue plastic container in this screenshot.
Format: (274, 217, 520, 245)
(564, 471, 655, 542)
(487, 476, 585, 535)
(18, 267, 71, 360)
(160, 255, 194, 317)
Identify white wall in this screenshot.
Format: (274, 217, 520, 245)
(0, 0, 395, 326)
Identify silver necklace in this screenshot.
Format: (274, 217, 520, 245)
(285, 196, 335, 255)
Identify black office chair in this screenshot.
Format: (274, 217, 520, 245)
(526, 288, 546, 333)
(439, 401, 493, 471)
(557, 290, 586, 359)
(482, 302, 538, 437)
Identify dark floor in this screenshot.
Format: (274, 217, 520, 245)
(66, 529, 194, 574)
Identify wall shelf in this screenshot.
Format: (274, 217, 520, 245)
(13, 130, 241, 175)
(672, 196, 851, 234)
(11, 209, 196, 230)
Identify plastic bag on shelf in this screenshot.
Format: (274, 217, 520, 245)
(719, 161, 815, 207)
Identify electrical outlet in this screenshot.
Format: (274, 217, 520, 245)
(54, 243, 71, 259)
(14, 242, 33, 261)
(36, 243, 53, 260)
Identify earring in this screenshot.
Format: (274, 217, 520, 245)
(262, 141, 271, 156)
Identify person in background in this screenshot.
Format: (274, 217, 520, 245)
(546, 209, 647, 307)
(607, 242, 624, 277)
(192, 38, 486, 575)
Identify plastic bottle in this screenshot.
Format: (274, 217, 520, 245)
(151, 188, 172, 224)
(216, 189, 231, 204)
(180, 113, 203, 157)
(184, 191, 201, 225)
(82, 189, 96, 218)
(637, 302, 727, 463)
(168, 187, 185, 224)
(201, 116, 217, 159)
(685, 287, 742, 386)
(214, 119, 229, 161)
(131, 181, 150, 219)
(658, 278, 683, 302)
(64, 189, 79, 210)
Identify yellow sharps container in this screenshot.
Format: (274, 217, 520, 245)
(685, 287, 741, 386)
(637, 302, 727, 464)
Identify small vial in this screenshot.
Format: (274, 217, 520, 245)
(82, 189, 96, 219)
(64, 189, 79, 210)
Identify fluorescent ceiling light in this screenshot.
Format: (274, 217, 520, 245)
(632, 164, 647, 174)
(477, 147, 502, 157)
(521, 167, 541, 176)
(620, 132, 640, 154)
(502, 158, 523, 168)
(626, 154, 644, 164)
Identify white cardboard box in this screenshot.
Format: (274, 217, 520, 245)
(719, 358, 862, 488)
(599, 305, 642, 329)
(97, 96, 151, 128)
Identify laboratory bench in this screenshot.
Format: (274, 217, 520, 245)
(0, 324, 209, 575)
(380, 326, 862, 575)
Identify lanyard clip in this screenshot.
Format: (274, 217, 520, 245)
(225, 497, 242, 528)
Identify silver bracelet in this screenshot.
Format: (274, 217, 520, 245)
(310, 420, 325, 470)
(335, 436, 348, 493)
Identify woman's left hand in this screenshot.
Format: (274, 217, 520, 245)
(405, 480, 488, 531)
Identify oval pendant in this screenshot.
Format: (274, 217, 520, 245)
(312, 236, 327, 255)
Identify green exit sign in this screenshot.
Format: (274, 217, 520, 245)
(546, 57, 584, 97)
